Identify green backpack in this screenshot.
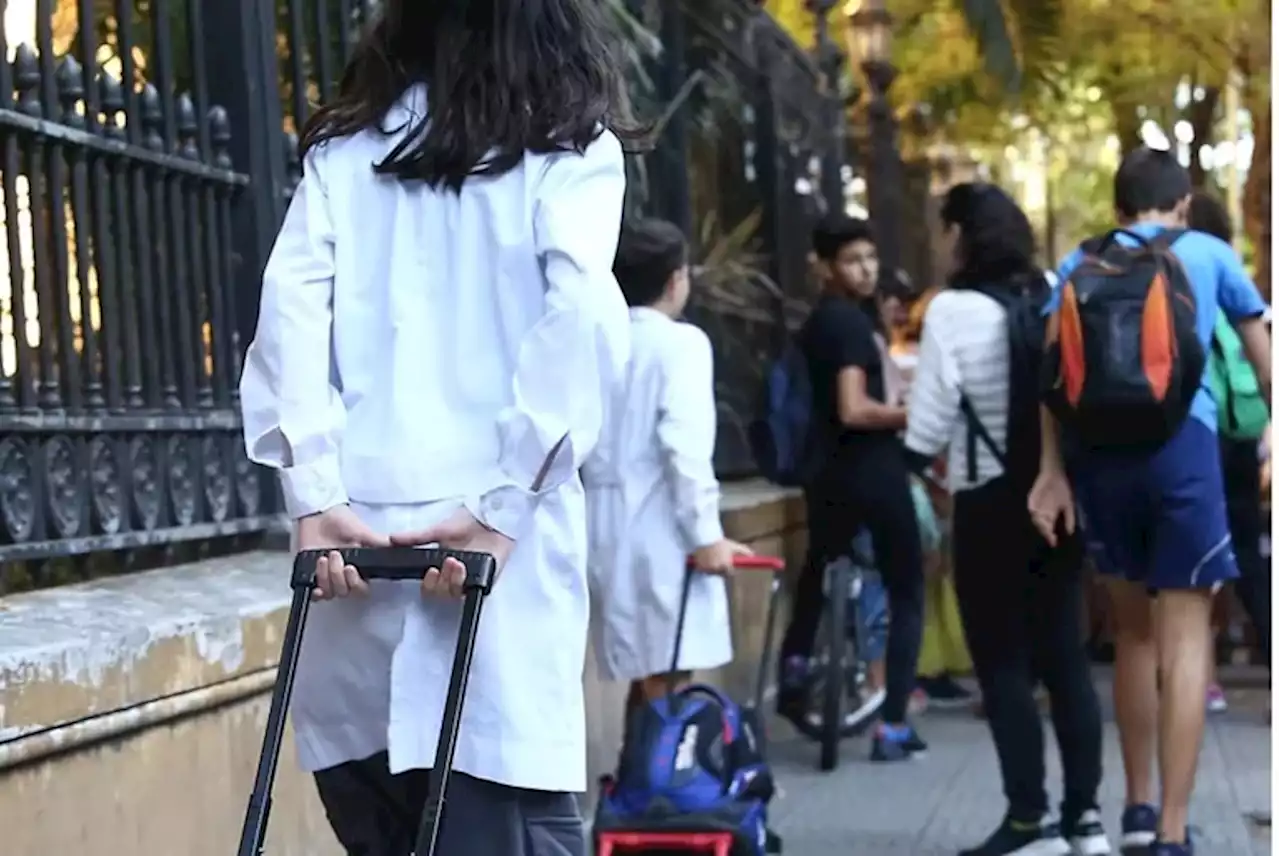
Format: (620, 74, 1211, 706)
(1208, 313, 1269, 440)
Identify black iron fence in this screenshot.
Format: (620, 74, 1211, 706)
(0, 0, 837, 589)
(621, 0, 834, 476)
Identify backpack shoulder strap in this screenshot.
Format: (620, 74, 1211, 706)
(959, 395, 1007, 484)
(1146, 227, 1188, 251)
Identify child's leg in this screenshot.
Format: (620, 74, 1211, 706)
(313, 751, 421, 855)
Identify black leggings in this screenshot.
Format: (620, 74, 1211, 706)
(1221, 437, 1270, 663)
(780, 465, 924, 723)
(952, 476, 1103, 821)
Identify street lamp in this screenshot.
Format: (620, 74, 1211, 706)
(807, 0, 847, 214)
(849, 0, 903, 280)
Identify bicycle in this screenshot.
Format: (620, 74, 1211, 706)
(792, 534, 885, 772)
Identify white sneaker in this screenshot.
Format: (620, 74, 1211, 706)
(1066, 809, 1113, 855)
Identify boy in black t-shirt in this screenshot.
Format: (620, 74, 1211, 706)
(777, 215, 927, 762)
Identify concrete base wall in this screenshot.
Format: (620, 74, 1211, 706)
(0, 482, 804, 856)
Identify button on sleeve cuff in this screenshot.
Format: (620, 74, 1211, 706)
(465, 484, 538, 543)
(279, 456, 348, 519)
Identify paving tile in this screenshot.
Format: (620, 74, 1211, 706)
(766, 686, 1271, 856)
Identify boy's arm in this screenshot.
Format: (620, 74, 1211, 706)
(461, 132, 632, 544)
(239, 150, 348, 519)
(656, 326, 724, 551)
(1237, 317, 1271, 406)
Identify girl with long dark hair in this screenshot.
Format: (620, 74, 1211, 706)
(904, 183, 1109, 856)
(239, 3, 639, 854)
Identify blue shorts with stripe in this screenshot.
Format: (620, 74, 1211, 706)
(1071, 417, 1238, 590)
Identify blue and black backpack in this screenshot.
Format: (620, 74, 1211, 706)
(749, 342, 813, 487)
(594, 685, 779, 855)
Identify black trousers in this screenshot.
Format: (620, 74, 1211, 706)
(1220, 436, 1270, 663)
(313, 752, 585, 856)
(951, 476, 1103, 822)
(780, 460, 924, 723)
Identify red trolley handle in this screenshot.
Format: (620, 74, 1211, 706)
(684, 554, 785, 572)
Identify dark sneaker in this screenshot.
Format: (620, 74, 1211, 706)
(870, 723, 928, 762)
(959, 815, 1071, 856)
(1119, 804, 1157, 855)
(1149, 840, 1193, 856)
(919, 674, 975, 708)
(1063, 808, 1111, 855)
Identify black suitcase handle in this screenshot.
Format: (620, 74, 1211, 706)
(238, 547, 498, 856)
(291, 546, 499, 591)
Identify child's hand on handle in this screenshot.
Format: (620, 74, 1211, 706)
(389, 506, 514, 599)
(691, 539, 754, 575)
(296, 506, 391, 600)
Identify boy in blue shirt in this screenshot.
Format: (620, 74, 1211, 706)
(1030, 148, 1271, 856)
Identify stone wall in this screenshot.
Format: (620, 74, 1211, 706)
(0, 481, 804, 856)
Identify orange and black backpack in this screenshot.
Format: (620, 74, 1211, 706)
(1042, 228, 1205, 451)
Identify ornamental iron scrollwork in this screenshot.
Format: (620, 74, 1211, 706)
(233, 440, 261, 517)
(202, 435, 232, 522)
(0, 438, 36, 543)
(167, 435, 199, 527)
(44, 435, 85, 539)
(129, 436, 163, 531)
(88, 437, 125, 535)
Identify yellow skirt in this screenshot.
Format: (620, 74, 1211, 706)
(916, 571, 971, 676)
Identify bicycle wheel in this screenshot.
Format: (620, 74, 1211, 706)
(818, 557, 848, 771)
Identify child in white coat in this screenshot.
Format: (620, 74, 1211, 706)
(585, 218, 752, 718)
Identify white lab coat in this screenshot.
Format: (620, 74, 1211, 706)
(238, 85, 631, 793)
(584, 309, 732, 682)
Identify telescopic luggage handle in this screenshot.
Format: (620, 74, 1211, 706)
(671, 554, 787, 716)
(238, 547, 498, 856)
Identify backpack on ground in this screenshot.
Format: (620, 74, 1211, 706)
(956, 278, 1050, 494)
(1208, 312, 1269, 440)
(1042, 228, 1205, 451)
(594, 684, 778, 855)
(749, 342, 813, 486)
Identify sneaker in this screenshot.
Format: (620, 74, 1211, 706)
(1064, 808, 1112, 855)
(959, 815, 1072, 856)
(1206, 683, 1228, 713)
(1149, 841, 1193, 856)
(805, 684, 886, 732)
(870, 723, 928, 762)
(1119, 804, 1157, 855)
(919, 674, 975, 708)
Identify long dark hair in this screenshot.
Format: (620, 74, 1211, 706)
(940, 182, 1041, 290)
(1187, 190, 1233, 243)
(299, 1, 645, 191)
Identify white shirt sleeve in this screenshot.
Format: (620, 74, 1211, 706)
(462, 131, 632, 542)
(657, 325, 724, 551)
(239, 146, 348, 519)
(904, 303, 962, 459)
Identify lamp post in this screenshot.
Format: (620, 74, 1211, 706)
(807, 0, 847, 215)
(850, 0, 902, 279)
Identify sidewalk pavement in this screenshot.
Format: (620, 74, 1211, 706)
(766, 683, 1271, 855)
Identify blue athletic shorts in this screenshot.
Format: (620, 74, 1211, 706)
(1071, 418, 1238, 590)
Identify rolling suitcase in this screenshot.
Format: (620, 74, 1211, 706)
(235, 546, 498, 856)
(594, 554, 787, 856)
